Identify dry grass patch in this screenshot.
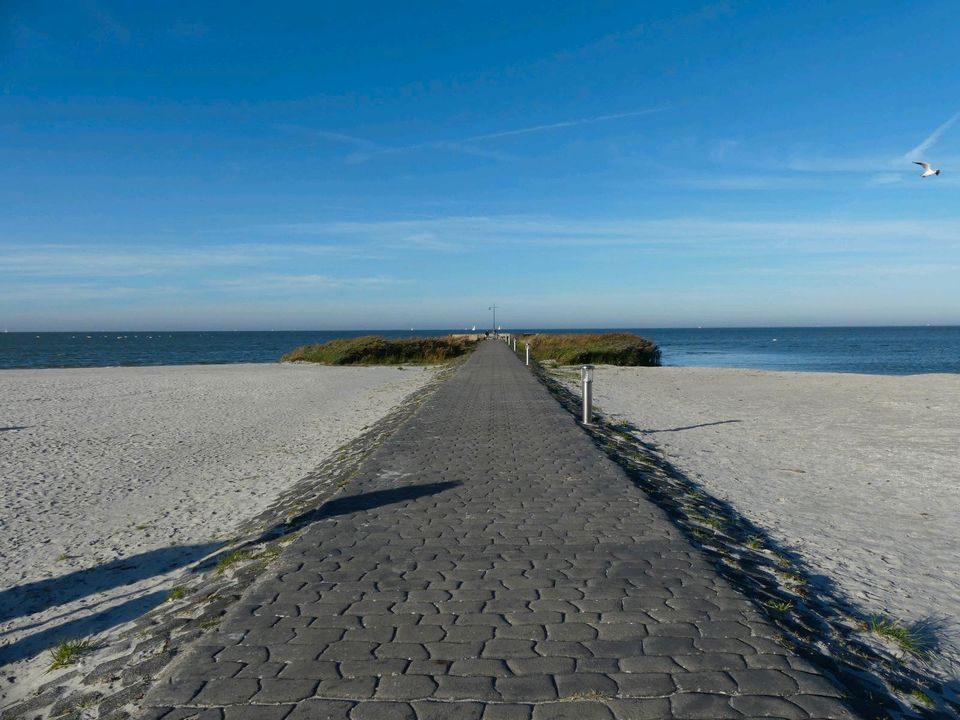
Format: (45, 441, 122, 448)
(522, 332, 660, 366)
(282, 335, 477, 365)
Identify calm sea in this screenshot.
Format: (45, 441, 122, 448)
(1, 327, 959, 375)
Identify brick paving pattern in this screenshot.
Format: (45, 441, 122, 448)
(142, 340, 858, 719)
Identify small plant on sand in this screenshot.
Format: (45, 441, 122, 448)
(865, 616, 931, 657)
(198, 617, 222, 630)
(767, 599, 794, 614)
(775, 634, 795, 651)
(166, 585, 189, 602)
(47, 639, 97, 671)
(746, 535, 765, 550)
(910, 689, 934, 708)
(215, 549, 256, 575)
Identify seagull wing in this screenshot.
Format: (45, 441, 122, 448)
(914, 161, 932, 170)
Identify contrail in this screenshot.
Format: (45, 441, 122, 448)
(905, 111, 960, 159)
(464, 107, 668, 142)
(301, 106, 667, 163)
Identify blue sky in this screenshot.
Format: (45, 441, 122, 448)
(2, 1, 959, 330)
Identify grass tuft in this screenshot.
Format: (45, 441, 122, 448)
(523, 332, 660, 366)
(865, 616, 932, 657)
(47, 639, 97, 671)
(166, 585, 189, 602)
(767, 599, 794, 614)
(910, 689, 934, 707)
(281, 335, 477, 365)
(215, 549, 257, 575)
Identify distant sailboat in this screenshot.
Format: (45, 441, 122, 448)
(471, 325, 476, 331)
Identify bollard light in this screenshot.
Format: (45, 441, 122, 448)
(580, 364, 595, 425)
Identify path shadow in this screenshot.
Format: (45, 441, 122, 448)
(194, 482, 461, 573)
(0, 591, 168, 666)
(0, 543, 221, 624)
(641, 419, 742, 433)
(0, 426, 30, 432)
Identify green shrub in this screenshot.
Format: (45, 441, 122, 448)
(281, 336, 477, 365)
(522, 332, 660, 366)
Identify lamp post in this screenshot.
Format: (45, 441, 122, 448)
(488, 304, 499, 337)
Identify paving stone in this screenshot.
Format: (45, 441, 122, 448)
(605, 698, 673, 719)
(191, 678, 260, 705)
(789, 694, 858, 719)
(670, 692, 742, 719)
(350, 701, 416, 719)
(433, 676, 499, 701)
(278, 660, 341, 679)
(611, 672, 676, 697)
(507, 657, 576, 676)
(495, 675, 558, 701)
(411, 700, 484, 719)
(730, 694, 809, 718)
(234, 661, 285, 679)
(374, 675, 438, 700)
(448, 658, 511, 677)
(145, 678, 205, 706)
(286, 699, 355, 719)
(531, 701, 615, 719)
(316, 676, 377, 700)
(223, 705, 295, 720)
(729, 669, 800, 695)
(251, 678, 319, 703)
(672, 670, 738, 694)
(554, 672, 619, 698)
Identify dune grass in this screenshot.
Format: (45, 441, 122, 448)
(47, 638, 97, 671)
(865, 616, 932, 657)
(522, 332, 661, 366)
(282, 335, 477, 365)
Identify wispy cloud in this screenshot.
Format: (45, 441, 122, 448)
(209, 274, 409, 292)
(462, 108, 667, 142)
(268, 214, 960, 254)
(905, 111, 960, 160)
(0, 242, 366, 278)
(288, 106, 667, 164)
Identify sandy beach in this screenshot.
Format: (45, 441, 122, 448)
(570, 365, 960, 678)
(0, 362, 439, 705)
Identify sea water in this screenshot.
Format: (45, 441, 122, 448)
(1, 327, 958, 375)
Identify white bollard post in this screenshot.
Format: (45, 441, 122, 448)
(525, 343, 530, 366)
(580, 365, 595, 425)
(513, 338, 517, 351)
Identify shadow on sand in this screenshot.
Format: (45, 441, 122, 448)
(0, 543, 221, 624)
(0, 591, 169, 666)
(641, 419, 742, 433)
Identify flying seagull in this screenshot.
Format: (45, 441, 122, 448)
(913, 161, 941, 177)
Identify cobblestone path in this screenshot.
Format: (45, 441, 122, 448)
(142, 340, 858, 719)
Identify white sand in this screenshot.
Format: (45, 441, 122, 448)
(576, 366, 960, 677)
(0, 362, 439, 704)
